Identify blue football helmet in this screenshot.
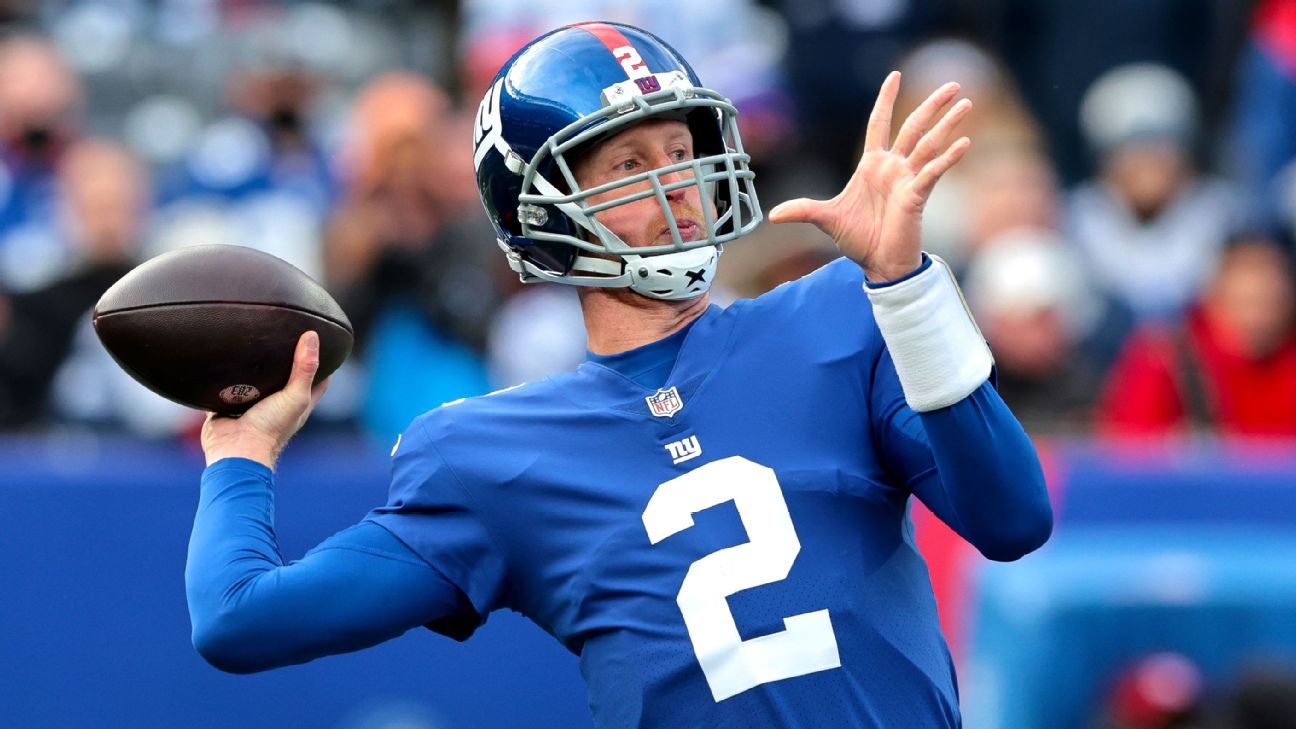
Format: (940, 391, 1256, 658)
(472, 22, 761, 300)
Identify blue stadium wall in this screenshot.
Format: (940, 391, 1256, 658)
(0, 436, 591, 729)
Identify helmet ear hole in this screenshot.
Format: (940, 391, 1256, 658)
(525, 240, 579, 275)
(516, 201, 583, 275)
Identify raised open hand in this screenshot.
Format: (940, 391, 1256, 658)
(768, 72, 972, 282)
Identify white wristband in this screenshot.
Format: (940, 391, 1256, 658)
(865, 255, 994, 412)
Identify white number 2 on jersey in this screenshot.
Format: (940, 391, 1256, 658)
(641, 456, 842, 702)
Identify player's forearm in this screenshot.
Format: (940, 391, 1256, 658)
(915, 382, 1052, 561)
(866, 254, 1051, 560)
(187, 460, 458, 673)
(186, 457, 289, 671)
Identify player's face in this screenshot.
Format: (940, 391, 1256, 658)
(572, 119, 714, 249)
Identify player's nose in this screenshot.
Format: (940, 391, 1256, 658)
(658, 162, 693, 202)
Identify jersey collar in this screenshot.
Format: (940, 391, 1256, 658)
(566, 303, 736, 420)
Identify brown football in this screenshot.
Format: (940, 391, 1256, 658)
(93, 245, 353, 415)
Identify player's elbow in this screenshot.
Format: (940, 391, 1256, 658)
(191, 612, 275, 674)
(976, 503, 1053, 562)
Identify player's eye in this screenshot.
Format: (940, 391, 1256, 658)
(616, 158, 640, 173)
(670, 149, 691, 162)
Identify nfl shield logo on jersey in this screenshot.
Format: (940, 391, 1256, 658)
(645, 386, 683, 418)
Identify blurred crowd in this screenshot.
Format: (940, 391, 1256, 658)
(0, 0, 1293, 444)
(1092, 652, 1296, 729)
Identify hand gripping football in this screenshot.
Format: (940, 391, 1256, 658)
(93, 245, 353, 415)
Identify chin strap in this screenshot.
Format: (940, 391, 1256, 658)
(608, 247, 719, 300)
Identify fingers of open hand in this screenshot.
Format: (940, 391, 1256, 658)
(913, 137, 972, 201)
(910, 98, 973, 170)
(863, 71, 902, 153)
(891, 82, 960, 158)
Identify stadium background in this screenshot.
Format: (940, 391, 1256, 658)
(2, 1, 1296, 727)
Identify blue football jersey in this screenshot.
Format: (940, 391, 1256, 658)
(368, 259, 961, 728)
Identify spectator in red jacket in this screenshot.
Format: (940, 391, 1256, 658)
(1098, 233, 1296, 436)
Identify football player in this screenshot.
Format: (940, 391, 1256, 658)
(191, 22, 1052, 728)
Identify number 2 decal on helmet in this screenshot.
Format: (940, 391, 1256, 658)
(612, 45, 650, 79)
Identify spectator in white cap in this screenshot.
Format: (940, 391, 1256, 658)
(1067, 63, 1254, 324)
(965, 228, 1130, 433)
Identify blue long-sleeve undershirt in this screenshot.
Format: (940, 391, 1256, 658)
(186, 458, 469, 674)
(895, 380, 1052, 561)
